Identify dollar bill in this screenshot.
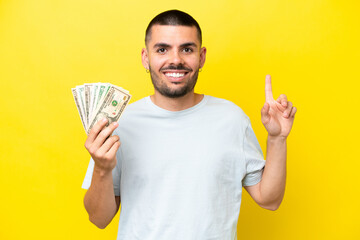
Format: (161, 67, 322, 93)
(71, 88, 87, 131)
(75, 85, 87, 130)
(93, 84, 108, 114)
(98, 84, 111, 109)
(87, 85, 131, 134)
(84, 84, 91, 127)
(89, 83, 99, 122)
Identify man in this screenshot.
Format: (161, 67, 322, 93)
(82, 10, 297, 240)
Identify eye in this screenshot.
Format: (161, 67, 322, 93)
(157, 48, 166, 54)
(183, 48, 193, 53)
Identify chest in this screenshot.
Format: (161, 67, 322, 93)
(118, 116, 246, 189)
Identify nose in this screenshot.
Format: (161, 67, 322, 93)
(169, 49, 185, 65)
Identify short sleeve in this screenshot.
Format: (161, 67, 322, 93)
(81, 158, 95, 189)
(242, 120, 266, 186)
(81, 149, 122, 196)
(112, 149, 122, 196)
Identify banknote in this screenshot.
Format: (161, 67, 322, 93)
(89, 83, 99, 121)
(84, 84, 91, 127)
(72, 83, 131, 134)
(87, 85, 131, 134)
(71, 88, 86, 131)
(75, 85, 87, 129)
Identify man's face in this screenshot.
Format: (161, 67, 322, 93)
(142, 25, 206, 98)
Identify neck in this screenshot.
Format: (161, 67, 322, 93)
(150, 91, 204, 111)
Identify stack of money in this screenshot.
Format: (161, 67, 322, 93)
(72, 83, 131, 134)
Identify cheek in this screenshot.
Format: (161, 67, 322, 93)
(149, 56, 167, 69)
(187, 56, 201, 67)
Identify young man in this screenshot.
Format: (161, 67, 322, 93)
(82, 10, 297, 240)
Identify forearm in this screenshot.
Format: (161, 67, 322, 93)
(260, 136, 287, 208)
(84, 167, 118, 229)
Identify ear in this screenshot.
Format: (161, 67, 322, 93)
(199, 47, 207, 68)
(141, 48, 149, 70)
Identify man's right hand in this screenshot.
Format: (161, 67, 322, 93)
(84, 118, 121, 173)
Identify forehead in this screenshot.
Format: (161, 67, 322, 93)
(148, 25, 200, 47)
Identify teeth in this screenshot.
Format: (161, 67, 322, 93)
(165, 72, 185, 78)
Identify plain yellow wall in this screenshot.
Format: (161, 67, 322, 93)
(1, 0, 359, 239)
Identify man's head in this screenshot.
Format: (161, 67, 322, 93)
(145, 10, 202, 47)
(142, 10, 206, 98)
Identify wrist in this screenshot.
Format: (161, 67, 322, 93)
(267, 135, 287, 143)
(93, 165, 113, 178)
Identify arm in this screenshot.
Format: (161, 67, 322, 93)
(83, 119, 121, 228)
(244, 136, 286, 210)
(83, 170, 121, 228)
(245, 75, 297, 211)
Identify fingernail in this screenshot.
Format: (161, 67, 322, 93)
(102, 118, 107, 123)
(113, 122, 118, 126)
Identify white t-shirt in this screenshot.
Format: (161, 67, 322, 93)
(82, 95, 266, 240)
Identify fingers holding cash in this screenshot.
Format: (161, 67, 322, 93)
(93, 121, 119, 151)
(85, 119, 121, 172)
(73, 82, 131, 171)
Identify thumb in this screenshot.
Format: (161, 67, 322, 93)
(261, 102, 271, 124)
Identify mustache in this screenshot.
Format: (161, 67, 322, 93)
(160, 65, 192, 72)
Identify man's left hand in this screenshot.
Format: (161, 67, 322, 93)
(261, 75, 297, 138)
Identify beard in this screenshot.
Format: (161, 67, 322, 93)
(149, 65, 199, 98)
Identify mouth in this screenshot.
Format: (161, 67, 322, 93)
(162, 71, 189, 82)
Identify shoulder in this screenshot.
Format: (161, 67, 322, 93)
(205, 95, 250, 123)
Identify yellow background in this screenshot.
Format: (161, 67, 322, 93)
(1, 0, 359, 239)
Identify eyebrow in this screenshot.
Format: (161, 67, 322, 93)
(180, 42, 198, 48)
(153, 43, 171, 48)
(153, 42, 198, 48)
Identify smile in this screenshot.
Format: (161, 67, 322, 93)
(165, 72, 185, 78)
(162, 71, 189, 82)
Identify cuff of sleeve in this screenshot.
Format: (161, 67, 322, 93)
(114, 187, 120, 196)
(81, 179, 91, 190)
(242, 167, 264, 186)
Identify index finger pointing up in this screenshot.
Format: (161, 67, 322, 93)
(265, 75, 273, 102)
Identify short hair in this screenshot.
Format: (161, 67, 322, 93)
(145, 10, 202, 46)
